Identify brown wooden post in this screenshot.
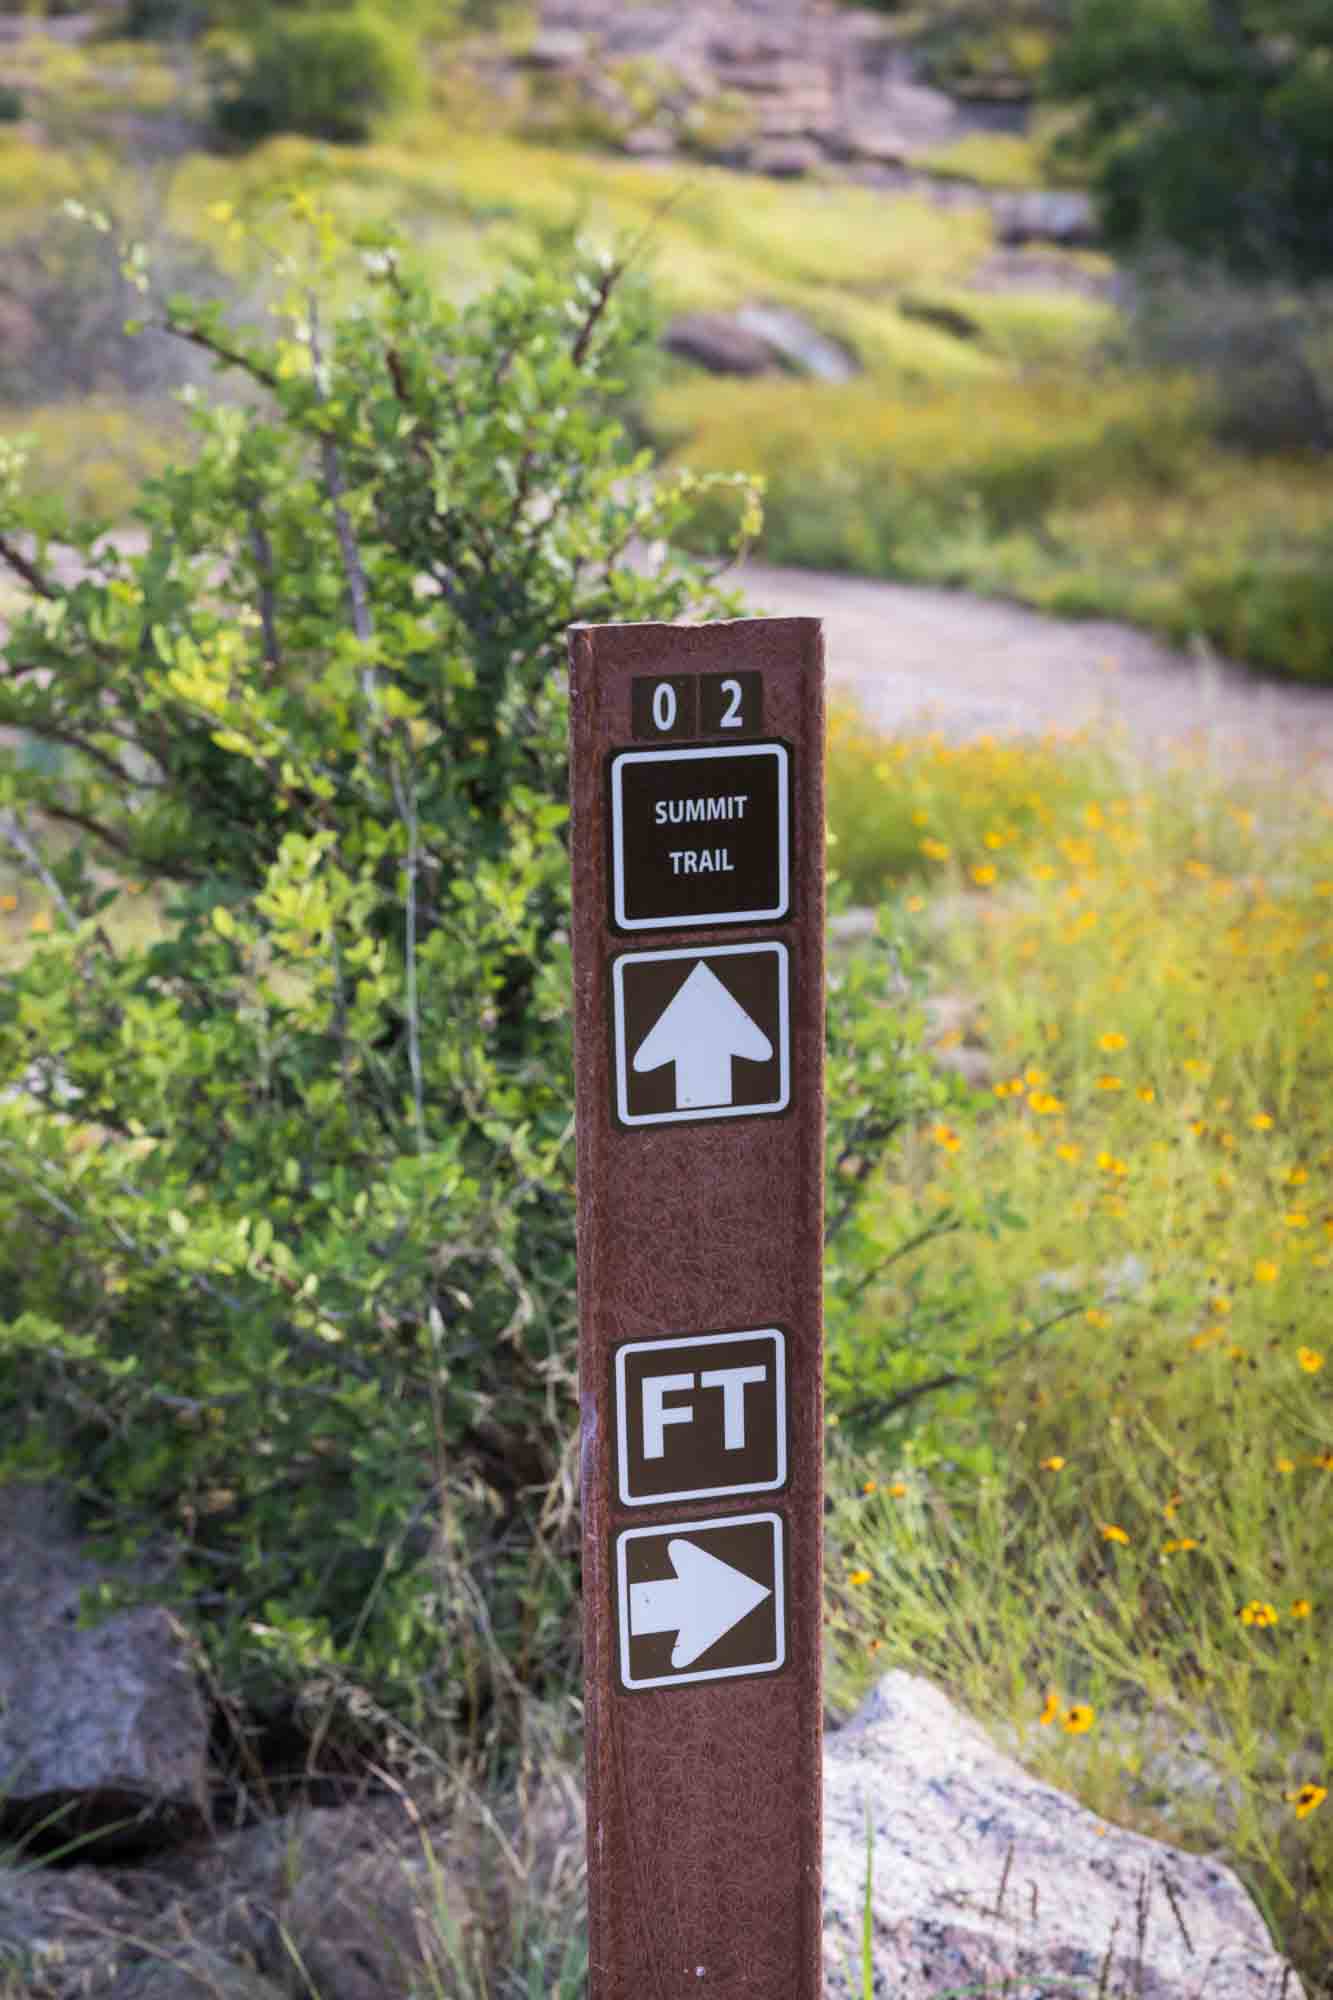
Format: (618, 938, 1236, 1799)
(568, 616, 825, 2000)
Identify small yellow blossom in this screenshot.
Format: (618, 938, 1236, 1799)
(847, 1569, 872, 1587)
(905, 895, 925, 913)
(931, 1123, 962, 1153)
(1254, 1259, 1280, 1284)
(1098, 1032, 1128, 1052)
(888, 1481, 908, 1499)
(1284, 1212, 1310, 1229)
(1062, 1704, 1095, 1734)
(1189, 1327, 1223, 1351)
(1291, 1599, 1313, 1620)
(1085, 1308, 1110, 1328)
(1100, 1524, 1130, 1545)
(971, 864, 997, 887)
(0, 894, 16, 913)
(1239, 1600, 1279, 1627)
(868, 1637, 883, 1653)
(1298, 1347, 1325, 1374)
(1163, 1538, 1199, 1554)
(29, 909, 52, 935)
(1163, 1493, 1182, 1520)
(1276, 1456, 1296, 1474)
(1251, 1113, 1275, 1131)
(1029, 1092, 1065, 1115)
(1038, 1688, 1060, 1726)
(861, 1480, 878, 1495)
(1317, 1452, 1333, 1472)
(1024, 1067, 1048, 1088)
(1213, 1296, 1233, 1315)
(1287, 1166, 1309, 1186)
(1137, 1085, 1156, 1103)
(1229, 1344, 1247, 1362)
(1287, 1784, 1327, 1819)
(1040, 1455, 1066, 1472)
(1095, 1074, 1124, 1091)
(1055, 1143, 1082, 1164)
(921, 838, 951, 861)
(1182, 1057, 1207, 1076)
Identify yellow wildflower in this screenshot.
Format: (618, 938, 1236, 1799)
(1055, 1143, 1082, 1164)
(1038, 1688, 1060, 1726)
(1098, 1032, 1128, 1052)
(1100, 1524, 1130, 1545)
(861, 1480, 878, 1495)
(1239, 1600, 1279, 1627)
(1276, 1456, 1296, 1474)
(1284, 1212, 1310, 1229)
(1025, 1067, 1048, 1088)
(1254, 1259, 1280, 1284)
(1062, 1704, 1095, 1735)
(888, 1481, 908, 1499)
(1298, 1347, 1325, 1374)
(1291, 1599, 1313, 1620)
(0, 894, 16, 913)
(921, 838, 951, 861)
(1137, 1085, 1156, 1103)
(1085, 1308, 1110, 1328)
(971, 864, 997, 887)
(29, 910, 52, 935)
(1287, 1166, 1309, 1186)
(847, 1569, 872, 1587)
(1251, 1113, 1275, 1131)
(1287, 1784, 1327, 1819)
(1163, 1538, 1199, 1554)
(931, 1123, 962, 1153)
(1040, 1456, 1066, 1472)
(1095, 1075, 1124, 1091)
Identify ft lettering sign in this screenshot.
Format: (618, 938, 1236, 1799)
(568, 617, 825, 2000)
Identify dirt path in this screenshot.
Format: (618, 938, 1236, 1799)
(744, 559, 1333, 784)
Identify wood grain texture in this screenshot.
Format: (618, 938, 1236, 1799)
(569, 617, 825, 2000)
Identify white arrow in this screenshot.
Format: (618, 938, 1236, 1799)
(629, 1537, 772, 1669)
(632, 961, 773, 1110)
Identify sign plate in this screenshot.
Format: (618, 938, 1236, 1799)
(615, 1328, 787, 1506)
(612, 941, 790, 1125)
(616, 1512, 786, 1690)
(610, 742, 790, 930)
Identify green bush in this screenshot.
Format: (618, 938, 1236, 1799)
(211, 9, 421, 145)
(0, 208, 930, 1745)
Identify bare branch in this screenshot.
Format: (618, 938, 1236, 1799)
(0, 533, 60, 600)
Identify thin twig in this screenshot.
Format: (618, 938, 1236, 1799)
(308, 293, 426, 1153)
(246, 502, 282, 673)
(0, 808, 78, 927)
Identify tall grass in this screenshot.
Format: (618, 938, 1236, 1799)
(824, 718, 1333, 1993)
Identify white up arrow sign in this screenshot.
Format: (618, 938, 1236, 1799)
(629, 1536, 773, 1668)
(632, 961, 773, 1110)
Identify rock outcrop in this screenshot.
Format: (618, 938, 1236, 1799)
(823, 1673, 1303, 1999)
(0, 1482, 210, 1856)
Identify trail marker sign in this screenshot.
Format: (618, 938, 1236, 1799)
(569, 616, 824, 2000)
(615, 1327, 787, 1505)
(612, 941, 790, 1124)
(616, 1513, 786, 1688)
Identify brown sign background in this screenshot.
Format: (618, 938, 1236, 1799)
(569, 615, 825, 2000)
(613, 942, 788, 1123)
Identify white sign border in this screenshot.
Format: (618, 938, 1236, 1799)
(615, 1327, 788, 1508)
(615, 1511, 787, 1691)
(612, 940, 791, 1128)
(610, 741, 790, 931)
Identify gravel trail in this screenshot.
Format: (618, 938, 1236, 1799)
(744, 559, 1333, 784)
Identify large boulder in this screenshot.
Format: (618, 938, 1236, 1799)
(823, 1673, 1304, 1999)
(0, 1481, 210, 1855)
(994, 189, 1100, 249)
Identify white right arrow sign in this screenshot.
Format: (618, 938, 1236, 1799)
(632, 961, 773, 1110)
(629, 1536, 773, 1668)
